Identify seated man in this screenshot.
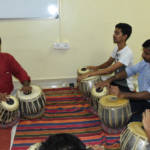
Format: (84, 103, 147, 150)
(77, 23, 134, 92)
(96, 39, 150, 122)
(0, 37, 31, 101)
(142, 109, 150, 142)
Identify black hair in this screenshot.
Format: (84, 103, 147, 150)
(39, 133, 86, 150)
(142, 39, 150, 49)
(115, 23, 132, 40)
(0, 37, 1, 45)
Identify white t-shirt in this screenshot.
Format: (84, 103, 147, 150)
(111, 45, 134, 91)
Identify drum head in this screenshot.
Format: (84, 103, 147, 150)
(100, 95, 129, 107)
(91, 86, 107, 97)
(128, 122, 148, 140)
(1, 95, 19, 111)
(77, 67, 90, 75)
(17, 85, 42, 100)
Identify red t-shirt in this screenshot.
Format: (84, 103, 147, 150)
(0, 52, 30, 94)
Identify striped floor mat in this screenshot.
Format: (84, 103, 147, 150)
(12, 87, 120, 150)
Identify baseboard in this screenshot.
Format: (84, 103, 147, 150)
(13, 77, 77, 89)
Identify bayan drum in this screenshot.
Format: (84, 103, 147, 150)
(17, 85, 46, 119)
(98, 95, 132, 130)
(120, 122, 150, 150)
(0, 96, 20, 128)
(78, 76, 101, 97)
(27, 143, 41, 150)
(77, 67, 90, 76)
(91, 87, 107, 112)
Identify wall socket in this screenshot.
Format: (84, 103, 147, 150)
(53, 42, 70, 50)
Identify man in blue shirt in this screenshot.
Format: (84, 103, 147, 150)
(96, 39, 150, 121)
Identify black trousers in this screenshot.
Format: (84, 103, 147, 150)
(111, 81, 150, 122)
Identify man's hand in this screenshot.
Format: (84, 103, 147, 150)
(109, 85, 124, 98)
(21, 86, 32, 95)
(95, 80, 110, 89)
(87, 66, 98, 71)
(0, 93, 7, 101)
(77, 74, 89, 82)
(142, 109, 150, 132)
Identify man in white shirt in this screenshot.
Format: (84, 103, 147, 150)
(77, 23, 134, 92)
(96, 39, 150, 121)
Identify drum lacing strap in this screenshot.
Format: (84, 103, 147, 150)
(32, 101, 37, 113)
(121, 129, 131, 149)
(26, 102, 31, 114)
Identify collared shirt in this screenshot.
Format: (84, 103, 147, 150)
(126, 60, 150, 101)
(0, 52, 30, 94)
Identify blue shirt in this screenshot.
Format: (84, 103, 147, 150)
(126, 60, 150, 94)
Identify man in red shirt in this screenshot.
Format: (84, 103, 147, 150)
(0, 37, 31, 101)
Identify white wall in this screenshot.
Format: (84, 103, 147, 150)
(0, 0, 149, 81)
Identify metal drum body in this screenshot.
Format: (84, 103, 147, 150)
(120, 122, 150, 150)
(0, 96, 20, 128)
(78, 76, 101, 97)
(91, 87, 107, 112)
(98, 95, 132, 129)
(17, 85, 46, 119)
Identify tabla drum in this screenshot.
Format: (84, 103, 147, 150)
(27, 143, 41, 150)
(0, 96, 20, 128)
(120, 122, 150, 150)
(17, 85, 46, 119)
(91, 87, 107, 112)
(78, 76, 101, 97)
(98, 95, 132, 130)
(77, 67, 90, 76)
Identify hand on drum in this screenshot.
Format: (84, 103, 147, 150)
(142, 109, 150, 136)
(0, 92, 7, 101)
(95, 80, 110, 89)
(77, 74, 89, 82)
(21, 85, 32, 95)
(87, 66, 98, 71)
(109, 85, 124, 98)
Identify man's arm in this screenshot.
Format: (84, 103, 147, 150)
(9, 54, 30, 84)
(77, 59, 122, 82)
(109, 85, 150, 100)
(96, 57, 115, 69)
(88, 62, 124, 76)
(8, 54, 32, 94)
(95, 70, 127, 89)
(87, 57, 115, 70)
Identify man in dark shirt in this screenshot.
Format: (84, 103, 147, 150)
(0, 37, 31, 101)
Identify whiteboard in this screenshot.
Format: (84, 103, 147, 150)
(0, 0, 59, 19)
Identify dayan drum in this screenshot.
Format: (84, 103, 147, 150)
(0, 96, 20, 128)
(98, 95, 132, 129)
(91, 87, 107, 112)
(27, 143, 41, 150)
(77, 67, 90, 76)
(17, 85, 46, 119)
(78, 76, 101, 97)
(120, 122, 150, 150)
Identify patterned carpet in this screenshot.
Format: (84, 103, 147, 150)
(12, 87, 120, 150)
